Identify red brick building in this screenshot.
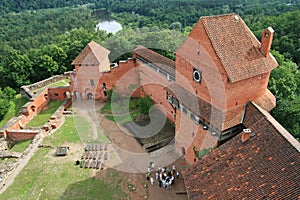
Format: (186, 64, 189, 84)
(70, 13, 300, 199)
(71, 14, 282, 164)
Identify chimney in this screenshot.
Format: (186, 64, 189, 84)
(241, 129, 251, 143)
(260, 27, 274, 57)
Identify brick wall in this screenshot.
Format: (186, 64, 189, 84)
(6, 130, 40, 142)
(48, 87, 70, 101)
(175, 111, 218, 163)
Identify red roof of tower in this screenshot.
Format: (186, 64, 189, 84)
(71, 41, 110, 65)
(178, 14, 278, 83)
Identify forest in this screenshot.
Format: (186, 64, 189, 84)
(0, 0, 299, 139)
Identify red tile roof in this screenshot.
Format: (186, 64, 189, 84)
(134, 46, 175, 77)
(183, 102, 300, 200)
(179, 14, 278, 83)
(71, 41, 110, 65)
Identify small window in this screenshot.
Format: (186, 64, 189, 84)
(102, 83, 106, 90)
(193, 68, 202, 83)
(90, 79, 94, 86)
(54, 93, 59, 96)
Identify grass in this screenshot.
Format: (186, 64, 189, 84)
(43, 116, 81, 146)
(101, 97, 142, 125)
(10, 139, 33, 153)
(0, 116, 126, 200)
(0, 94, 28, 128)
(73, 115, 110, 143)
(25, 100, 63, 127)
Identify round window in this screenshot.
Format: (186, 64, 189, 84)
(193, 70, 201, 83)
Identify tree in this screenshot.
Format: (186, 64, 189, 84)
(0, 48, 32, 89)
(269, 51, 300, 140)
(0, 87, 16, 120)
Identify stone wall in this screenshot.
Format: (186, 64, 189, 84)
(20, 72, 71, 99)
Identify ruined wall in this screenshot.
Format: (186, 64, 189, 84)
(0, 88, 71, 142)
(20, 72, 70, 99)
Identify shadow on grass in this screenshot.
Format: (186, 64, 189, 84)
(60, 177, 127, 200)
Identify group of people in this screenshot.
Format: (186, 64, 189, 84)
(146, 162, 180, 190)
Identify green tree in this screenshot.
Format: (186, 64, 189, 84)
(0, 48, 32, 89)
(0, 87, 16, 120)
(138, 95, 154, 114)
(269, 51, 300, 139)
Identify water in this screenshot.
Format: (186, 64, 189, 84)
(96, 20, 122, 34)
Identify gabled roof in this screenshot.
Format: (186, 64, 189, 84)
(183, 102, 300, 199)
(178, 14, 278, 83)
(134, 46, 175, 77)
(71, 41, 110, 65)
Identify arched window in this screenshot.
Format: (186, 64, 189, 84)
(90, 79, 94, 86)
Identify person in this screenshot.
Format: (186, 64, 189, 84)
(150, 177, 154, 185)
(171, 176, 175, 185)
(151, 162, 155, 169)
(176, 171, 179, 179)
(155, 172, 159, 180)
(158, 179, 162, 187)
(146, 172, 150, 180)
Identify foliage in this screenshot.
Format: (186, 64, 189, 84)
(0, 87, 17, 121)
(138, 95, 154, 115)
(249, 10, 300, 65)
(193, 146, 211, 160)
(0, 94, 27, 128)
(103, 27, 185, 62)
(268, 51, 300, 139)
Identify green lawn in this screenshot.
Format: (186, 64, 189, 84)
(0, 116, 126, 200)
(25, 100, 63, 127)
(0, 94, 28, 128)
(10, 139, 33, 153)
(73, 115, 110, 143)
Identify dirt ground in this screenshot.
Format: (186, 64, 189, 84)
(95, 157, 189, 200)
(93, 102, 189, 200)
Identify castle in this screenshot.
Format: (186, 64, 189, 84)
(71, 14, 278, 163)
(70, 13, 300, 199)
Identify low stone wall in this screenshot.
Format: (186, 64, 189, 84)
(20, 72, 72, 99)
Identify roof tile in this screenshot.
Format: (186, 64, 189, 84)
(184, 102, 300, 199)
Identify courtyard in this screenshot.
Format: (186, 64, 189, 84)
(0, 100, 188, 200)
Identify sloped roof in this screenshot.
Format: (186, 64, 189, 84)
(134, 46, 175, 77)
(178, 14, 278, 83)
(71, 41, 110, 65)
(183, 102, 300, 199)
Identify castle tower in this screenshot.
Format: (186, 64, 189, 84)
(166, 14, 278, 163)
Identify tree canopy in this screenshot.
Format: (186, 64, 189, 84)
(0, 0, 299, 139)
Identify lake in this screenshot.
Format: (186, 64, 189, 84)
(96, 20, 122, 34)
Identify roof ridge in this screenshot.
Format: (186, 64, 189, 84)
(251, 101, 300, 152)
